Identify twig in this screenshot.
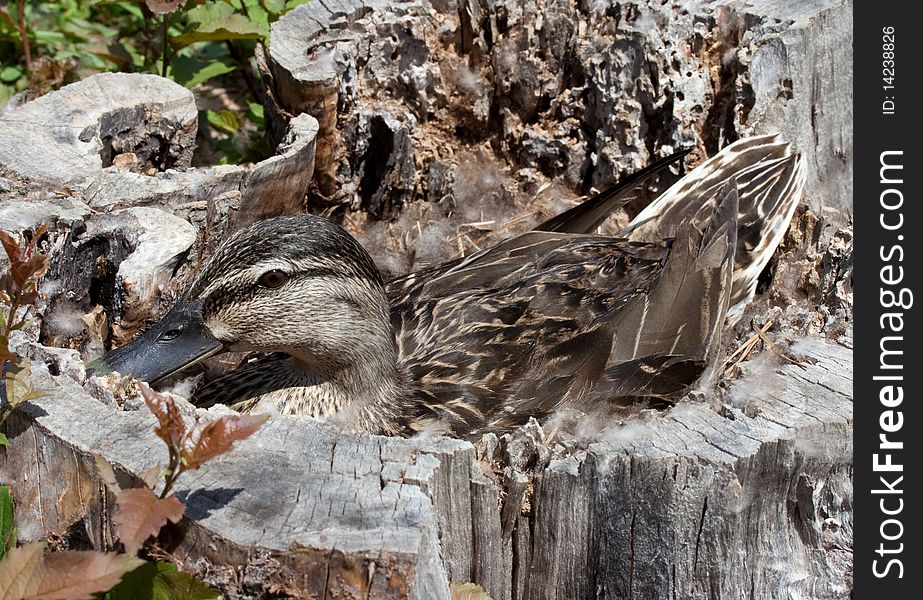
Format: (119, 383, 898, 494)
(494, 213, 533, 233)
(462, 234, 481, 252)
(459, 220, 496, 228)
(14, 0, 33, 85)
(160, 12, 170, 78)
(752, 325, 808, 369)
(722, 319, 774, 378)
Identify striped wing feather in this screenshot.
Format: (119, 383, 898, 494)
(388, 235, 671, 432)
(620, 133, 805, 319)
(388, 181, 739, 434)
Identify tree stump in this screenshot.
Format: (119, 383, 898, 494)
(0, 72, 318, 229)
(1, 333, 851, 600)
(265, 0, 852, 244)
(0, 1, 853, 599)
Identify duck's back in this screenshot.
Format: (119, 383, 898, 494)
(387, 181, 738, 435)
(387, 233, 676, 434)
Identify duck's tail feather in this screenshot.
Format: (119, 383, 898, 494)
(599, 181, 739, 400)
(536, 147, 691, 234)
(619, 133, 805, 319)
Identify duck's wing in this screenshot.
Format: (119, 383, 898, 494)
(619, 133, 805, 319)
(384, 148, 691, 302)
(593, 180, 739, 399)
(390, 182, 739, 436)
(388, 233, 671, 434)
(535, 147, 691, 234)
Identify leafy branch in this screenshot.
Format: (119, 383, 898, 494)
(0, 382, 268, 599)
(0, 224, 49, 441)
(0, 224, 269, 598)
(138, 382, 269, 499)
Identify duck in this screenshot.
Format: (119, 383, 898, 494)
(90, 134, 805, 438)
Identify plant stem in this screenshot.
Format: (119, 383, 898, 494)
(159, 449, 180, 499)
(159, 474, 177, 499)
(14, 0, 33, 85)
(161, 12, 170, 78)
(224, 40, 261, 101)
(4, 301, 18, 341)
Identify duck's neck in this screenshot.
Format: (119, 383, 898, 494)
(285, 342, 405, 433)
(205, 312, 406, 434)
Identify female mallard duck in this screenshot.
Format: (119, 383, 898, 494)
(92, 134, 804, 437)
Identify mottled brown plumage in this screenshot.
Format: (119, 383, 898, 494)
(93, 135, 805, 438)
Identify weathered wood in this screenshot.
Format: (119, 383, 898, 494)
(1, 333, 852, 599)
(1, 352, 455, 599)
(0, 74, 319, 350)
(0, 72, 318, 231)
(265, 0, 852, 249)
(81, 112, 319, 231)
(0, 73, 198, 188)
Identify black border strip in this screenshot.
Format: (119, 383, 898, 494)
(855, 4, 921, 596)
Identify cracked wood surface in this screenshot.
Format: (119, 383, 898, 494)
(1, 336, 851, 599)
(0, 73, 318, 237)
(265, 0, 852, 233)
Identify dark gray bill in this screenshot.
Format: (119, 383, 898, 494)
(87, 300, 224, 383)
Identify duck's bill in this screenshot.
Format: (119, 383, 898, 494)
(87, 300, 224, 384)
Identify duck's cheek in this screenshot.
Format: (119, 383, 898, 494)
(204, 318, 236, 344)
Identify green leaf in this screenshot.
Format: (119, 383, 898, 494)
(109, 1, 145, 20)
(0, 84, 16, 106)
(170, 55, 237, 88)
(0, 485, 15, 561)
(206, 109, 242, 135)
(263, 0, 286, 14)
(32, 30, 69, 45)
(243, 2, 271, 30)
(0, 433, 8, 447)
(115, 38, 146, 71)
(214, 137, 243, 165)
(171, 3, 268, 49)
(0, 10, 18, 32)
(63, 16, 119, 38)
(104, 561, 220, 600)
(246, 101, 264, 126)
(0, 65, 23, 83)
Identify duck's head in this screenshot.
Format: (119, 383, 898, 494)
(90, 215, 396, 388)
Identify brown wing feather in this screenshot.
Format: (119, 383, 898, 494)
(621, 133, 804, 319)
(388, 235, 671, 434)
(390, 180, 740, 435)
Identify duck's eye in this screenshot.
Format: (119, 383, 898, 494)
(160, 327, 182, 342)
(258, 269, 288, 289)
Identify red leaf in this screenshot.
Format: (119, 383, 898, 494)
(31, 550, 143, 599)
(145, 0, 185, 15)
(0, 345, 15, 363)
(139, 383, 187, 452)
(26, 224, 48, 256)
(0, 231, 19, 264)
(139, 463, 163, 489)
(0, 542, 142, 600)
(181, 413, 269, 470)
(0, 541, 43, 599)
(113, 488, 184, 555)
(10, 260, 38, 290)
